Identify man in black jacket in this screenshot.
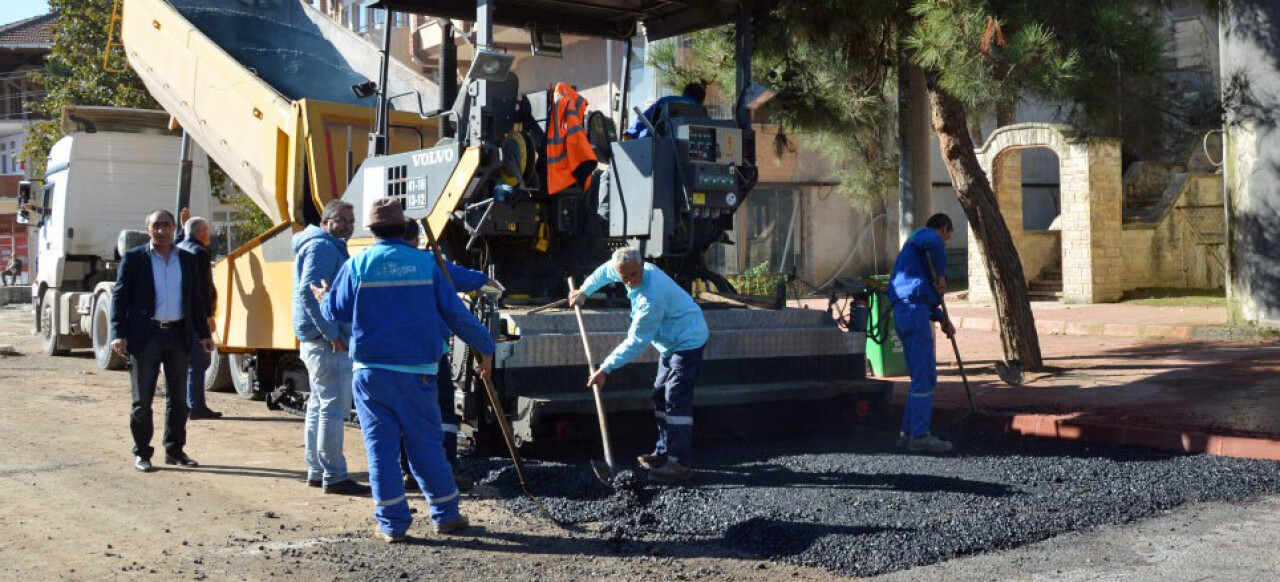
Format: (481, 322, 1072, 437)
(178, 215, 222, 419)
(111, 209, 215, 472)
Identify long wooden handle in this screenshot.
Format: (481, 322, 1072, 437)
(925, 252, 977, 414)
(421, 220, 557, 519)
(569, 277, 615, 470)
(570, 287, 597, 374)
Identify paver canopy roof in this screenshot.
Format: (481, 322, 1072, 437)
(378, 0, 747, 40)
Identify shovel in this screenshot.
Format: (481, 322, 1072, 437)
(568, 277, 618, 483)
(421, 221, 560, 526)
(925, 254, 979, 415)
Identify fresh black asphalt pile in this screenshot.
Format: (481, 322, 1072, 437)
(470, 427, 1280, 578)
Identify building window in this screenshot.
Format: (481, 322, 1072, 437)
(210, 210, 235, 258)
(707, 187, 802, 277)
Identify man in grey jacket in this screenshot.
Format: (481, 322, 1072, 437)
(292, 199, 369, 496)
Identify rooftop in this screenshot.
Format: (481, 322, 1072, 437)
(0, 13, 55, 50)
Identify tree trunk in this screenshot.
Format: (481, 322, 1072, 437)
(925, 75, 1043, 369)
(995, 100, 1017, 128)
(897, 58, 932, 244)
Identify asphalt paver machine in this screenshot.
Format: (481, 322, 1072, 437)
(122, 0, 889, 451)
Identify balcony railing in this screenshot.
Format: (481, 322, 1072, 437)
(0, 70, 44, 121)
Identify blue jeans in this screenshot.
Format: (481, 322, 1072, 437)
(894, 302, 938, 438)
(186, 339, 210, 410)
(652, 345, 704, 464)
(353, 368, 461, 537)
(301, 340, 353, 486)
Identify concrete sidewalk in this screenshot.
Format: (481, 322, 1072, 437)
(789, 295, 1280, 460)
(872, 304, 1280, 461)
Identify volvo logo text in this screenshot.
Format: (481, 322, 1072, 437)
(412, 149, 456, 166)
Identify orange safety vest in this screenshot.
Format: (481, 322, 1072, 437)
(546, 82, 598, 195)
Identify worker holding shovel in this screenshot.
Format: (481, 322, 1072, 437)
(889, 213, 957, 454)
(571, 247, 708, 483)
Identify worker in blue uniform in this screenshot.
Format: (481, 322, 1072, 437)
(622, 82, 706, 139)
(316, 197, 495, 543)
(888, 213, 957, 454)
(571, 247, 709, 482)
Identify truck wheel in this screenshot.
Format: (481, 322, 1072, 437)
(40, 289, 69, 356)
(228, 352, 262, 400)
(204, 349, 234, 392)
(91, 295, 126, 370)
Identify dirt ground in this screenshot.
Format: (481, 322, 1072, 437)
(6, 299, 1280, 582)
(0, 303, 832, 581)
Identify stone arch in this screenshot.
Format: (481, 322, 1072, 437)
(968, 123, 1123, 304)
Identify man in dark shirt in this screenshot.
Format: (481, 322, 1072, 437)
(178, 215, 222, 419)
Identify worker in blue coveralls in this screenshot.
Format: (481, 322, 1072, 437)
(397, 220, 500, 493)
(622, 82, 706, 139)
(314, 197, 495, 543)
(570, 247, 709, 482)
(889, 213, 957, 454)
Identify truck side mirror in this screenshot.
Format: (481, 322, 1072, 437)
(15, 181, 33, 226)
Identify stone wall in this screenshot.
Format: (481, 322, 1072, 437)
(1120, 174, 1226, 290)
(1222, 0, 1280, 327)
(969, 123, 1123, 304)
(1020, 231, 1061, 280)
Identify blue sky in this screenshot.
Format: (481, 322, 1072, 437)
(0, 0, 50, 26)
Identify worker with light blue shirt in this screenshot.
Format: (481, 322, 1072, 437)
(316, 197, 494, 543)
(887, 213, 957, 454)
(571, 247, 708, 482)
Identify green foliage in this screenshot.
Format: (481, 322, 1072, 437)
(648, 33, 733, 92)
(227, 187, 275, 248)
(905, 0, 1079, 113)
(1119, 287, 1225, 308)
(729, 261, 787, 296)
(651, 0, 1189, 207)
(1049, 3, 1183, 159)
(21, 0, 159, 177)
(649, 11, 902, 208)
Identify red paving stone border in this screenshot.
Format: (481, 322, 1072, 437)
(800, 297, 1280, 459)
(898, 405, 1280, 462)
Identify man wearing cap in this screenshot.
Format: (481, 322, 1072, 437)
(315, 197, 495, 543)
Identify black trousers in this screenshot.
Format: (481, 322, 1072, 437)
(129, 326, 191, 459)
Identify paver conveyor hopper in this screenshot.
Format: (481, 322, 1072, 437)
(122, 0, 889, 450)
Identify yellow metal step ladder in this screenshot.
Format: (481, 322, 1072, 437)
(103, 0, 127, 73)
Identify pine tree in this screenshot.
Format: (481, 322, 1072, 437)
(21, 0, 157, 176)
(21, 0, 264, 224)
(652, 0, 1183, 369)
